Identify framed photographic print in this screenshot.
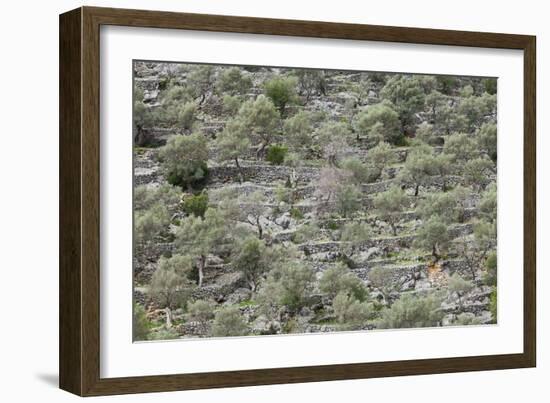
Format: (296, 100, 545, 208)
(59, 6, 536, 396)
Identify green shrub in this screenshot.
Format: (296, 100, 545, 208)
(266, 144, 288, 165)
(320, 262, 368, 302)
(483, 251, 497, 287)
(222, 94, 242, 115)
(264, 76, 298, 115)
(216, 67, 252, 95)
(166, 161, 208, 189)
(183, 192, 208, 217)
(211, 306, 249, 337)
(177, 102, 196, 131)
(159, 133, 209, 190)
(376, 292, 444, 329)
(483, 78, 497, 95)
(333, 291, 374, 329)
(393, 135, 409, 147)
(290, 207, 304, 220)
(133, 303, 151, 341)
(436, 76, 458, 95)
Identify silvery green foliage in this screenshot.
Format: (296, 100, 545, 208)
(132, 62, 498, 340)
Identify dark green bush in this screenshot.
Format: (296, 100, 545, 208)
(183, 192, 209, 217)
(264, 76, 298, 115)
(166, 161, 209, 189)
(290, 207, 304, 220)
(266, 144, 288, 165)
(484, 78, 497, 95)
(393, 135, 409, 147)
(436, 76, 458, 95)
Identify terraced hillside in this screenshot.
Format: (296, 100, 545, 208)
(132, 61, 497, 341)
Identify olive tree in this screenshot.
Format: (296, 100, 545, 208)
(463, 156, 493, 191)
(186, 65, 216, 105)
(373, 186, 408, 236)
(365, 141, 397, 181)
(293, 69, 326, 101)
(454, 220, 496, 280)
(414, 215, 451, 261)
(134, 183, 182, 214)
(149, 254, 195, 326)
(425, 90, 447, 125)
(134, 204, 171, 249)
(176, 102, 197, 132)
(209, 187, 241, 222)
(222, 94, 243, 115)
(158, 133, 209, 190)
(264, 75, 299, 116)
(431, 152, 454, 192)
(436, 76, 459, 95)
(341, 157, 373, 184)
(133, 87, 158, 146)
(369, 266, 398, 304)
(398, 142, 436, 196)
(319, 262, 368, 302)
(353, 101, 401, 145)
(237, 95, 280, 158)
(434, 102, 464, 135)
(443, 133, 477, 162)
(211, 306, 249, 337)
(335, 183, 362, 218)
(239, 190, 269, 239)
(216, 118, 250, 181)
(314, 121, 353, 165)
(333, 291, 374, 330)
(379, 75, 426, 131)
(283, 110, 313, 150)
(416, 191, 461, 224)
(215, 67, 252, 96)
(415, 122, 437, 145)
(456, 92, 496, 132)
(376, 292, 444, 329)
(477, 122, 497, 162)
(259, 262, 315, 313)
(174, 208, 230, 287)
(232, 237, 282, 291)
(160, 83, 194, 108)
(340, 221, 373, 260)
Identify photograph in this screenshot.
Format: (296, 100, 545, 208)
(132, 61, 498, 341)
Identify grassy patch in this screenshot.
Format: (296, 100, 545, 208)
(238, 299, 257, 307)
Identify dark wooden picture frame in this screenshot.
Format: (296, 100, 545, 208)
(59, 6, 536, 396)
